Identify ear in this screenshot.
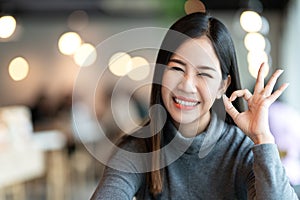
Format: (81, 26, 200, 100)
(216, 75, 231, 99)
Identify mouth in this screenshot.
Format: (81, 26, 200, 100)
(172, 96, 200, 110)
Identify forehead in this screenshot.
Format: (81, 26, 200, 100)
(171, 36, 220, 71)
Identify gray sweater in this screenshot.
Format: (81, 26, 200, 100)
(91, 112, 299, 199)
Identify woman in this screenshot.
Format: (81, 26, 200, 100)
(91, 12, 298, 199)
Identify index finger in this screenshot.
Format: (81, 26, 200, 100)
(222, 94, 239, 122)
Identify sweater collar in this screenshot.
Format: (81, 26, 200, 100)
(164, 111, 225, 156)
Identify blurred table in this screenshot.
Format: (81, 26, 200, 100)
(0, 130, 68, 200)
(0, 145, 45, 199)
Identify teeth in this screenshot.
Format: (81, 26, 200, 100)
(174, 98, 198, 106)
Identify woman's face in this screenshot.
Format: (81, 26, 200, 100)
(161, 36, 230, 131)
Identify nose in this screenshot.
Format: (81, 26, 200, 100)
(177, 74, 197, 93)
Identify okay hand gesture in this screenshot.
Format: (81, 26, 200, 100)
(223, 63, 289, 144)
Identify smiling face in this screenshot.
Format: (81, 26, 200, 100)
(161, 36, 230, 135)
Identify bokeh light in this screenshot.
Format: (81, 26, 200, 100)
(73, 43, 97, 67)
(240, 11, 262, 32)
(0, 15, 17, 38)
(248, 61, 269, 78)
(8, 57, 29, 81)
(260, 16, 270, 35)
(247, 50, 268, 66)
(128, 56, 150, 81)
(58, 32, 82, 55)
(67, 10, 89, 31)
(108, 52, 132, 77)
(244, 32, 266, 51)
(184, 0, 206, 15)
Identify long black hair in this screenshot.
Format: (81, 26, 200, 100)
(148, 12, 244, 196)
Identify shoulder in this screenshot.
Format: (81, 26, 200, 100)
(116, 126, 151, 153)
(107, 126, 153, 173)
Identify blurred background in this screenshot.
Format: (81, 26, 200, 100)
(0, 0, 300, 199)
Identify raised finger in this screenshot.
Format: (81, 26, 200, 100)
(264, 69, 284, 96)
(229, 89, 252, 102)
(253, 63, 266, 95)
(267, 83, 289, 104)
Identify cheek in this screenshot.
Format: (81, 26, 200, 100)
(197, 79, 222, 101)
(162, 71, 181, 92)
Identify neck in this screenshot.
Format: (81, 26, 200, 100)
(173, 112, 211, 138)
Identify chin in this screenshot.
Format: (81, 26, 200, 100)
(171, 114, 200, 125)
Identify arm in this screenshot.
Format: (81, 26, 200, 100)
(223, 63, 298, 199)
(90, 136, 148, 200)
(247, 144, 299, 199)
(90, 166, 143, 200)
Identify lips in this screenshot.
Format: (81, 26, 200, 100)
(173, 96, 200, 110)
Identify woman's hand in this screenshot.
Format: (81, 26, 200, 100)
(222, 63, 289, 145)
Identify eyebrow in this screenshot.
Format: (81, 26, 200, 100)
(168, 58, 217, 72)
(169, 58, 187, 66)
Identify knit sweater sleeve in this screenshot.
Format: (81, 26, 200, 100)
(90, 136, 148, 200)
(90, 166, 143, 200)
(247, 143, 299, 200)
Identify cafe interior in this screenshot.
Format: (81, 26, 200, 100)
(0, 0, 300, 199)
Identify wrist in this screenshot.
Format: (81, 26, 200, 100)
(251, 133, 275, 145)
